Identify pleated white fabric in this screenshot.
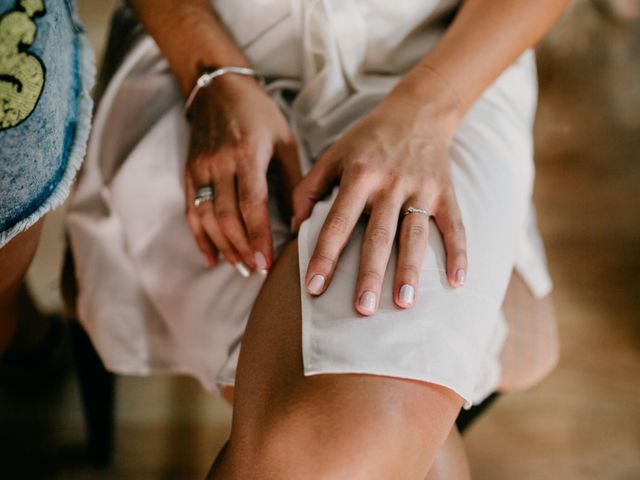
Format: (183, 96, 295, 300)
(66, 0, 552, 407)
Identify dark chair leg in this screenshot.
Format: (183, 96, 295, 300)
(62, 246, 116, 467)
(455, 392, 501, 434)
(69, 322, 115, 467)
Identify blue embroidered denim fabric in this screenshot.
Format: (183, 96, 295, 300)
(0, 0, 94, 247)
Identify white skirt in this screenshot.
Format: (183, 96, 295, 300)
(67, 0, 552, 408)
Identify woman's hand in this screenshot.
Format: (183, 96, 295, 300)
(185, 75, 301, 275)
(292, 74, 467, 315)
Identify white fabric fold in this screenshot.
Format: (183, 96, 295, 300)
(67, 0, 552, 407)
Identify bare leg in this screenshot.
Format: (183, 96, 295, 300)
(217, 387, 470, 480)
(499, 272, 559, 392)
(0, 219, 46, 356)
(208, 240, 465, 479)
(424, 427, 471, 480)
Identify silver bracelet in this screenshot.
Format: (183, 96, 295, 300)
(183, 66, 265, 116)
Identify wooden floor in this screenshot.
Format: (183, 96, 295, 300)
(1, 1, 639, 479)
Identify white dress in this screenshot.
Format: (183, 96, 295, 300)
(67, 0, 552, 408)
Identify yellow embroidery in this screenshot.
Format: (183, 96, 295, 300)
(0, 0, 45, 130)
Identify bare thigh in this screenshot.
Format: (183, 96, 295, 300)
(0, 219, 44, 351)
(209, 240, 465, 480)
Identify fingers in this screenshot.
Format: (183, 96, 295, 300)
(185, 173, 219, 267)
(291, 152, 340, 233)
(355, 192, 403, 316)
(213, 170, 255, 272)
(187, 161, 249, 276)
(393, 199, 431, 309)
(237, 153, 272, 275)
(434, 189, 467, 288)
(304, 174, 368, 297)
(273, 139, 303, 221)
(303, 168, 466, 315)
(197, 200, 245, 270)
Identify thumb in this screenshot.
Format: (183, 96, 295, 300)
(291, 150, 339, 233)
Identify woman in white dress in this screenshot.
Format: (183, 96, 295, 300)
(67, 0, 568, 477)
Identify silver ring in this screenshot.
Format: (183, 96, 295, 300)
(402, 206, 429, 218)
(194, 186, 214, 207)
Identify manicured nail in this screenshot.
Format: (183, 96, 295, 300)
(307, 274, 325, 295)
(455, 269, 466, 287)
(235, 262, 250, 278)
(254, 251, 268, 275)
(358, 291, 377, 314)
(399, 284, 414, 306)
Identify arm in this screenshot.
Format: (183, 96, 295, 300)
(127, 0, 301, 275)
(295, 0, 570, 315)
(399, 0, 572, 136)
(127, 0, 248, 95)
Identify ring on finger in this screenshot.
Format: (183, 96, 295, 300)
(402, 206, 429, 218)
(194, 185, 215, 207)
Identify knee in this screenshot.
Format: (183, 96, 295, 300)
(232, 410, 397, 480)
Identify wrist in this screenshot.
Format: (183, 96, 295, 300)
(184, 66, 264, 117)
(389, 63, 463, 142)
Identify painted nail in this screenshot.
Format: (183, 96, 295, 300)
(455, 269, 466, 287)
(235, 262, 250, 278)
(358, 291, 377, 314)
(254, 251, 268, 273)
(399, 284, 415, 306)
(307, 274, 325, 295)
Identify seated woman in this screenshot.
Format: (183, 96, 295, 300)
(0, 0, 93, 370)
(67, 0, 565, 477)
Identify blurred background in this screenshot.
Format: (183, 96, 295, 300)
(1, 0, 639, 478)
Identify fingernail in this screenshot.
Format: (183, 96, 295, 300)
(358, 291, 377, 315)
(455, 269, 466, 287)
(254, 251, 268, 274)
(235, 262, 250, 278)
(307, 274, 325, 295)
(399, 284, 414, 306)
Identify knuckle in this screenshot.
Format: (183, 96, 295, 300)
(448, 220, 466, 236)
(442, 184, 456, 198)
(385, 174, 404, 194)
(347, 160, 374, 184)
(247, 227, 266, 243)
(406, 222, 427, 241)
(324, 212, 350, 236)
(292, 183, 306, 201)
(359, 269, 382, 285)
(366, 224, 392, 248)
(238, 191, 267, 212)
(397, 263, 420, 279)
(450, 249, 468, 263)
(348, 159, 368, 177)
(418, 174, 437, 190)
(188, 156, 209, 179)
(215, 209, 236, 228)
(232, 137, 255, 161)
(311, 250, 337, 270)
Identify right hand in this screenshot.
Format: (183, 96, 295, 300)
(184, 74, 301, 275)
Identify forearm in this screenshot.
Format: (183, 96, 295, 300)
(127, 0, 248, 95)
(395, 0, 571, 136)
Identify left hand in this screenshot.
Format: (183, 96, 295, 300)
(291, 82, 467, 316)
